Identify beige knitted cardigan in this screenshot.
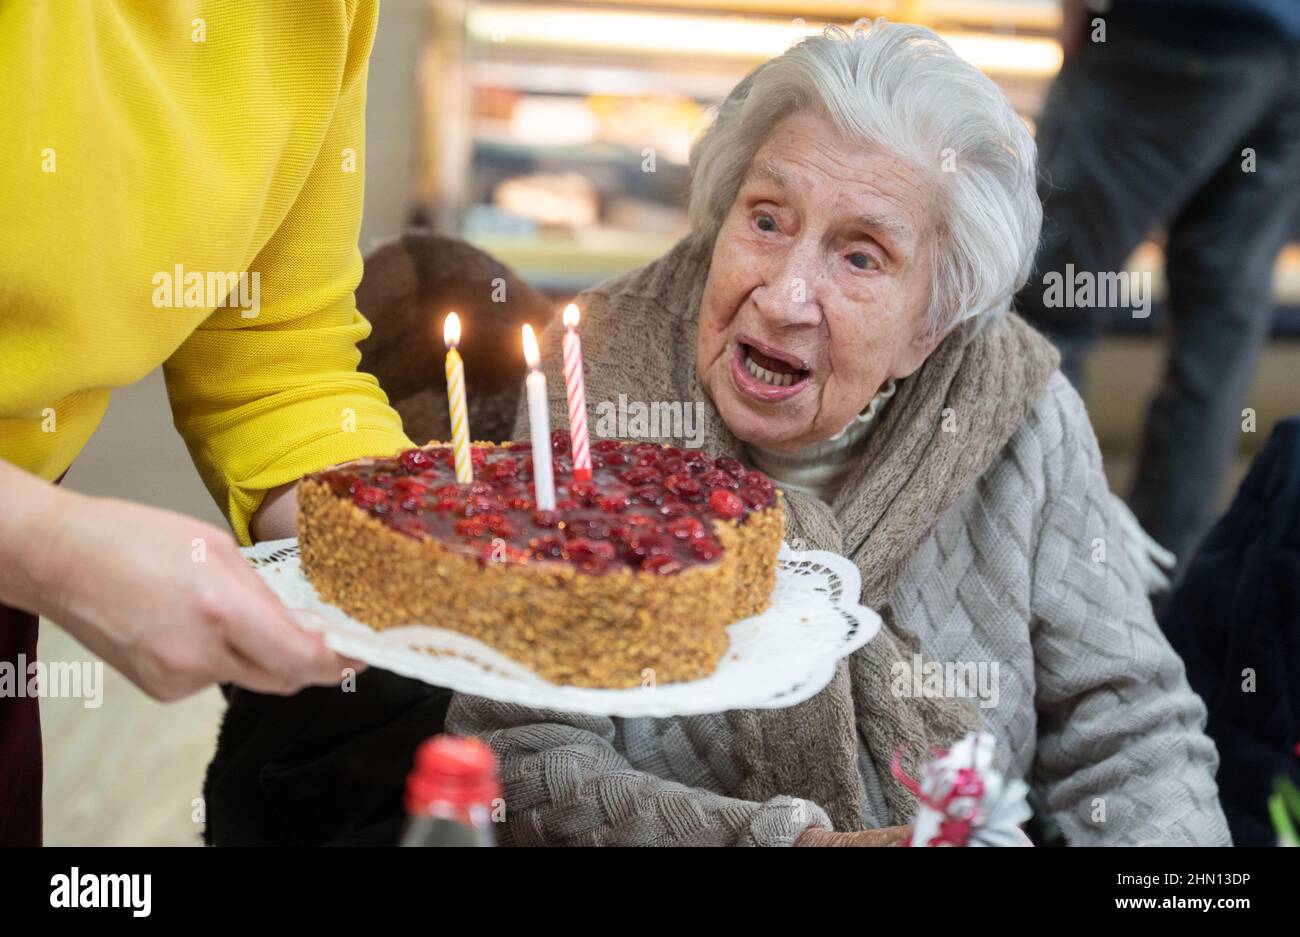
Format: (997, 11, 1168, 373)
(514, 234, 1059, 829)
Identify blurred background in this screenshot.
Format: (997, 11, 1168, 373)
(40, 0, 1298, 843)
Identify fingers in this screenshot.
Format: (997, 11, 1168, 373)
(223, 609, 355, 693)
(844, 825, 910, 847)
(285, 609, 369, 677)
(220, 642, 338, 696)
(223, 545, 364, 680)
(213, 644, 300, 696)
(796, 825, 912, 847)
(218, 563, 359, 693)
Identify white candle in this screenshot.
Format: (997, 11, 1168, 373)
(521, 324, 555, 511)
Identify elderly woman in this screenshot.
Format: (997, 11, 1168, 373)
(447, 21, 1230, 846)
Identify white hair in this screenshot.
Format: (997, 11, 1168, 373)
(688, 18, 1041, 335)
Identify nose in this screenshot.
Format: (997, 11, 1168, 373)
(751, 238, 823, 329)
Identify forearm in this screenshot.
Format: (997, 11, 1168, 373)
(1036, 685, 1229, 845)
(249, 482, 299, 543)
(1032, 508, 1229, 842)
(1033, 563, 1231, 843)
(0, 458, 80, 614)
(447, 694, 830, 846)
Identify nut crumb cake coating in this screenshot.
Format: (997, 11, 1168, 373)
(297, 431, 784, 687)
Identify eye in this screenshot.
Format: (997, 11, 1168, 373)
(753, 212, 778, 233)
(847, 251, 877, 271)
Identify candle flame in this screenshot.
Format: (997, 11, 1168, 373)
(443, 312, 461, 348)
(522, 323, 541, 369)
(562, 303, 580, 329)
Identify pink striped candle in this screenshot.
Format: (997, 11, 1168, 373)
(561, 303, 592, 481)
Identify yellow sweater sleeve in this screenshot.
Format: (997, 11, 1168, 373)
(162, 0, 412, 544)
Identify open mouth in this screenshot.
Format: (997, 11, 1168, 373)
(729, 338, 812, 402)
(739, 341, 810, 387)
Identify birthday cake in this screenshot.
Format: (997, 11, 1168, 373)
(297, 431, 784, 687)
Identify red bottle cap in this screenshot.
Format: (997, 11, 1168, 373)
(405, 735, 502, 815)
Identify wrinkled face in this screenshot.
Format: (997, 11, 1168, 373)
(696, 110, 946, 453)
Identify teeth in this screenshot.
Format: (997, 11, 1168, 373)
(744, 353, 795, 387)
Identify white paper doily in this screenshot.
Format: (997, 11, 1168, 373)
(241, 538, 880, 717)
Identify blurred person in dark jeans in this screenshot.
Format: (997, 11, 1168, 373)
(1016, 0, 1300, 581)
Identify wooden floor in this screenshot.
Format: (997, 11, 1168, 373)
(33, 337, 1299, 845)
(37, 626, 223, 846)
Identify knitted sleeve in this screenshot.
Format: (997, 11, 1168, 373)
(445, 694, 833, 846)
(1027, 373, 1231, 845)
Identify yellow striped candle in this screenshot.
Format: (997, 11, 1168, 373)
(443, 313, 473, 484)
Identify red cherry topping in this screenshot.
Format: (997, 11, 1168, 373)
(453, 517, 488, 538)
(311, 438, 783, 575)
(631, 485, 663, 506)
(322, 472, 351, 496)
(641, 555, 684, 575)
(399, 448, 435, 473)
(490, 458, 520, 481)
(667, 517, 707, 540)
(568, 517, 612, 540)
(393, 476, 429, 495)
(621, 467, 662, 487)
(389, 514, 426, 538)
(480, 541, 526, 565)
(568, 538, 616, 562)
(528, 534, 567, 560)
(708, 489, 744, 519)
(353, 485, 389, 511)
(698, 469, 737, 490)
(682, 451, 710, 472)
(657, 499, 689, 519)
(663, 474, 701, 498)
(596, 494, 629, 514)
(624, 533, 672, 561)
(717, 457, 747, 478)
(689, 537, 723, 561)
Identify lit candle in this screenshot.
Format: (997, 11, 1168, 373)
(443, 313, 473, 484)
(561, 303, 592, 482)
(521, 324, 555, 511)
